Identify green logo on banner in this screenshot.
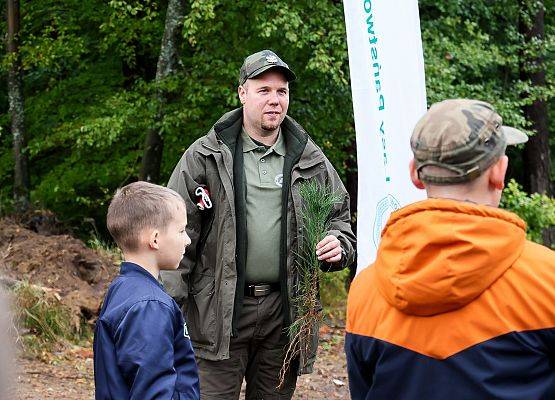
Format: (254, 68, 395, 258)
(373, 194, 401, 249)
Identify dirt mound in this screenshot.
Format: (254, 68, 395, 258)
(0, 218, 117, 319)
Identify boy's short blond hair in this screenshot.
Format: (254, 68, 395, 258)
(107, 181, 185, 252)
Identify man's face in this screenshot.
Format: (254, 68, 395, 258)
(238, 69, 289, 135)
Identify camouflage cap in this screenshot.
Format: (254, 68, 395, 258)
(239, 50, 296, 85)
(411, 99, 528, 185)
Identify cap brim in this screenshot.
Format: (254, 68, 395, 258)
(248, 65, 296, 82)
(502, 126, 528, 145)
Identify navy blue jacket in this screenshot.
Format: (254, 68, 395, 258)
(94, 262, 199, 400)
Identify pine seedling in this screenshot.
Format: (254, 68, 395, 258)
(278, 180, 341, 387)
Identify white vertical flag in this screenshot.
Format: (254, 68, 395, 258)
(343, 0, 428, 272)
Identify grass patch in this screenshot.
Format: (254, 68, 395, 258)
(320, 268, 350, 322)
(12, 282, 91, 356)
(87, 235, 122, 262)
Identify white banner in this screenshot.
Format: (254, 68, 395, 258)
(343, 0, 427, 272)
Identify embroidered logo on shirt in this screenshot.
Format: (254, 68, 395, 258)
(183, 322, 190, 339)
(274, 173, 283, 187)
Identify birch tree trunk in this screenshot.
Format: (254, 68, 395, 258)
(139, 0, 185, 183)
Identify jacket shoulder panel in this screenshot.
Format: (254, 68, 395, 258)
(346, 244, 555, 359)
(100, 277, 176, 327)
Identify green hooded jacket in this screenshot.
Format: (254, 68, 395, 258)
(161, 108, 356, 374)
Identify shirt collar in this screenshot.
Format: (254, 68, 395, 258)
(241, 128, 260, 152)
(120, 261, 163, 288)
(241, 128, 286, 156)
(272, 130, 286, 156)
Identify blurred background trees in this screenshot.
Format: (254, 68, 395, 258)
(0, 0, 553, 245)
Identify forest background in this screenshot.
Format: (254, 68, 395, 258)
(1, 0, 554, 247)
(1, 4, 554, 395)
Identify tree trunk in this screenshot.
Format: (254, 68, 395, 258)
(139, 0, 185, 183)
(520, 1, 550, 195)
(6, 0, 30, 213)
(519, 1, 552, 246)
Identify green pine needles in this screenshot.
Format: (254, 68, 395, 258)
(279, 180, 341, 387)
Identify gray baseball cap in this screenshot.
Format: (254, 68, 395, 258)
(411, 99, 528, 184)
(239, 50, 296, 85)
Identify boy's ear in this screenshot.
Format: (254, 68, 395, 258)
(488, 155, 508, 190)
(409, 158, 426, 190)
(148, 230, 160, 250)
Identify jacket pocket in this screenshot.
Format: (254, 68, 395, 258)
(187, 274, 216, 349)
(197, 211, 215, 256)
(291, 161, 326, 186)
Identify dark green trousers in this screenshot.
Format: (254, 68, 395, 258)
(197, 291, 297, 399)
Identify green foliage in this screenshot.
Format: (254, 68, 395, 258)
(0, 0, 356, 235)
(501, 179, 555, 245)
(88, 234, 123, 262)
(420, 0, 554, 125)
(99, 0, 163, 68)
(319, 268, 349, 320)
(0, 0, 553, 239)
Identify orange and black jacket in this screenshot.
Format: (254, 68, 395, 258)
(346, 199, 555, 400)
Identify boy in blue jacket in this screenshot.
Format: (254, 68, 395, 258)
(94, 181, 200, 400)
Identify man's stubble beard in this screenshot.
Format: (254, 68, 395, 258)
(261, 121, 280, 133)
(260, 115, 284, 134)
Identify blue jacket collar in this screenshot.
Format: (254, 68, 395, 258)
(120, 262, 163, 289)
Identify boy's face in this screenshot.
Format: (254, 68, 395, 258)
(156, 201, 190, 270)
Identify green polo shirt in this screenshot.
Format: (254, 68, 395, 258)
(242, 128, 285, 284)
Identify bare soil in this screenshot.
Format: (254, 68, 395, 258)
(0, 217, 118, 321)
(15, 327, 349, 399)
(15, 347, 95, 399)
(295, 326, 350, 399)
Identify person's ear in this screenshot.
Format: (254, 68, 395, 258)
(148, 230, 160, 250)
(489, 155, 508, 190)
(409, 159, 426, 189)
(238, 85, 247, 105)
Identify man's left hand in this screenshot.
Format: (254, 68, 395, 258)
(316, 235, 342, 263)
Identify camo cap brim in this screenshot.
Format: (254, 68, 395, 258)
(239, 49, 296, 85)
(411, 99, 528, 185)
(502, 126, 529, 146)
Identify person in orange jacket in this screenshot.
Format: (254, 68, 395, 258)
(346, 99, 555, 400)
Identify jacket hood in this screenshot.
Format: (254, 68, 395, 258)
(374, 199, 526, 316)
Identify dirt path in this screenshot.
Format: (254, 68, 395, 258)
(16, 347, 94, 399)
(15, 328, 349, 399)
(294, 327, 350, 400)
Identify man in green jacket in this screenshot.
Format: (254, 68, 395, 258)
(161, 49, 356, 399)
